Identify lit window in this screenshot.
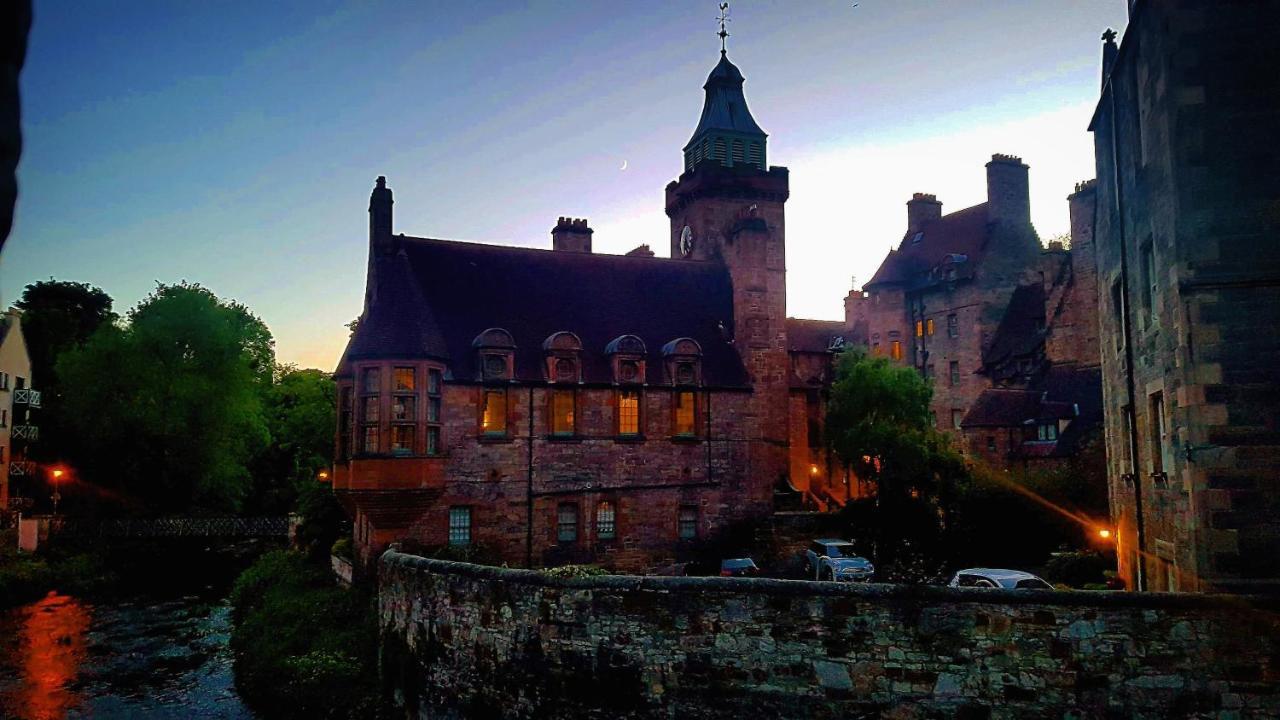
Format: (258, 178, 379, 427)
(394, 367, 416, 392)
(947, 314, 958, 338)
(597, 501, 616, 540)
(890, 341, 903, 361)
(1037, 423, 1059, 441)
(949, 361, 960, 387)
(448, 507, 471, 546)
(557, 503, 578, 543)
(915, 320, 923, 337)
(391, 425, 414, 455)
(362, 367, 380, 394)
(678, 506, 698, 540)
(951, 409, 964, 430)
(482, 389, 507, 435)
(926, 318, 935, 336)
(392, 395, 415, 422)
(618, 390, 640, 436)
(552, 389, 575, 436)
(674, 391, 696, 436)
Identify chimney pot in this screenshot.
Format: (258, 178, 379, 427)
(552, 216, 593, 252)
(906, 192, 943, 234)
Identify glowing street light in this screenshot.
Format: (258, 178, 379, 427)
(1098, 528, 1113, 540)
(50, 467, 65, 517)
(317, 469, 330, 482)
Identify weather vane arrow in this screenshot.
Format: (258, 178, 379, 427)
(718, 2, 730, 54)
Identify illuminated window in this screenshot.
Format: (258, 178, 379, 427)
(1037, 423, 1058, 441)
(915, 320, 923, 337)
(557, 503, 578, 543)
(481, 389, 507, 435)
(949, 361, 960, 387)
(926, 318, 935, 335)
(618, 389, 641, 436)
(391, 424, 414, 455)
(394, 367, 416, 392)
(678, 506, 698, 540)
(551, 389, 575, 436)
(362, 367, 380, 394)
(392, 395, 415, 422)
(596, 501, 616, 540)
(890, 341, 903, 361)
(448, 507, 471, 546)
(872, 342, 881, 356)
(674, 391, 696, 437)
(362, 424, 378, 454)
(947, 314, 958, 338)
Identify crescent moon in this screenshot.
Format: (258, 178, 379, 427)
(620, 160, 628, 171)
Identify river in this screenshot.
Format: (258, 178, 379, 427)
(0, 591, 256, 719)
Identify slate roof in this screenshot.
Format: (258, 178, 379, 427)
(865, 203, 990, 289)
(786, 318, 847, 353)
(684, 52, 767, 150)
(982, 283, 1047, 372)
(337, 237, 749, 387)
(961, 362, 1103, 458)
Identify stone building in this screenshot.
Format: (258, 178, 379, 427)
(1090, 1, 1280, 593)
(847, 160, 1104, 471)
(0, 308, 37, 516)
(333, 49, 856, 569)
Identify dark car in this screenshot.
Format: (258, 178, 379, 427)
(719, 558, 760, 577)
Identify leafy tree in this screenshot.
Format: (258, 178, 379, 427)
(247, 366, 335, 515)
(13, 280, 116, 463)
(57, 282, 272, 514)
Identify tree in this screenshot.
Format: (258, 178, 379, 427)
(57, 283, 273, 514)
(246, 366, 336, 515)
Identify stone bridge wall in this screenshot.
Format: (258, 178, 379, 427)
(379, 550, 1280, 719)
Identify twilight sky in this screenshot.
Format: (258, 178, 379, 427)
(4, 1, 1128, 370)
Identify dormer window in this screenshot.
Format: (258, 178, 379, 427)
(472, 328, 516, 382)
(542, 332, 583, 384)
(662, 338, 702, 387)
(607, 335, 648, 439)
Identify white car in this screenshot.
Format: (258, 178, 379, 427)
(948, 568, 1054, 590)
(804, 539, 874, 582)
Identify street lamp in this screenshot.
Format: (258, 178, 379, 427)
(317, 469, 330, 482)
(1098, 528, 1112, 540)
(50, 468, 64, 517)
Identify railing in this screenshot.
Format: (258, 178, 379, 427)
(12, 389, 40, 408)
(6, 460, 35, 476)
(10, 425, 37, 441)
(47, 516, 292, 539)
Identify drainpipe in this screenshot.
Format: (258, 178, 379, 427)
(1105, 59, 1148, 592)
(526, 385, 534, 568)
(704, 389, 712, 484)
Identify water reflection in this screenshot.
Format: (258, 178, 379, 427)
(8, 593, 91, 719)
(0, 592, 255, 719)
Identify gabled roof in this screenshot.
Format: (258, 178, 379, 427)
(865, 203, 990, 289)
(337, 237, 749, 387)
(961, 362, 1102, 458)
(685, 52, 767, 149)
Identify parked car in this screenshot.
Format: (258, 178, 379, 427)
(948, 568, 1054, 590)
(720, 557, 760, 577)
(804, 539, 874, 582)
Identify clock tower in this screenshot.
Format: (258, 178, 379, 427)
(665, 47, 791, 513)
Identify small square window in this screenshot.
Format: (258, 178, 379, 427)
(448, 507, 471, 546)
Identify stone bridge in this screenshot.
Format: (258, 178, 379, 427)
(17, 515, 296, 551)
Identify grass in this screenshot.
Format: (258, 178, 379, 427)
(228, 549, 393, 719)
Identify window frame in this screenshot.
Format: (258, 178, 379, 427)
(616, 388, 642, 438)
(481, 387, 508, 438)
(550, 388, 576, 437)
(557, 502, 579, 544)
(1149, 391, 1166, 475)
(946, 314, 959, 338)
(596, 500, 617, 540)
(425, 368, 444, 455)
(949, 361, 960, 387)
(678, 505, 699, 541)
(448, 506, 472, 546)
(673, 389, 697, 438)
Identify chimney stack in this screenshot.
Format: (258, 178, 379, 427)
(552, 217, 593, 253)
(985, 154, 1030, 226)
(369, 176, 394, 253)
(906, 193, 942, 234)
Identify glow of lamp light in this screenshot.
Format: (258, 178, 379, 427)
(809, 465, 819, 476)
(51, 469, 64, 480)
(1098, 529, 1112, 539)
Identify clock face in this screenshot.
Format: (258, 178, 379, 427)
(679, 225, 694, 257)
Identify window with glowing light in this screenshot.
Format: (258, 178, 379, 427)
(391, 424, 414, 455)
(673, 391, 696, 437)
(890, 341, 903, 361)
(926, 318, 935, 335)
(551, 389, 575, 436)
(596, 501, 616, 540)
(617, 389, 641, 436)
(481, 389, 507, 436)
(394, 367, 416, 392)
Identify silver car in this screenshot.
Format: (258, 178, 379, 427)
(805, 539, 874, 582)
(948, 568, 1054, 590)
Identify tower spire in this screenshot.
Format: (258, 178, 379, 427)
(717, 2, 730, 55)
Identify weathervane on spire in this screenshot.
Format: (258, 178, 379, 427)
(717, 2, 731, 55)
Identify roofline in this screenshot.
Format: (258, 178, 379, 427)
(397, 234, 724, 269)
(1088, 3, 1143, 132)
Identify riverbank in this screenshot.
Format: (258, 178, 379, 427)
(228, 550, 392, 719)
(0, 530, 117, 607)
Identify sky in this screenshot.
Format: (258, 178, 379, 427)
(3, 1, 1129, 370)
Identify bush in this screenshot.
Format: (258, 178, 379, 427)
(229, 550, 392, 719)
(541, 564, 609, 579)
(330, 537, 353, 561)
(1043, 550, 1113, 588)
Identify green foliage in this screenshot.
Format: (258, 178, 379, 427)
(0, 534, 117, 607)
(541, 564, 609, 579)
(330, 537, 353, 561)
(248, 366, 335, 514)
(1043, 550, 1112, 588)
(295, 483, 348, 559)
(229, 550, 391, 719)
(57, 282, 273, 513)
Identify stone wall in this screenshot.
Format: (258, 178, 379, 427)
(380, 550, 1280, 719)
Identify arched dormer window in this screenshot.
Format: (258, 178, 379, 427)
(605, 335, 647, 385)
(661, 338, 702, 386)
(542, 332, 583, 384)
(472, 328, 516, 382)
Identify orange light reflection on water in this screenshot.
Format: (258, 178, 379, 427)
(9, 592, 91, 720)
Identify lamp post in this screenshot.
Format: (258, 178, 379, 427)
(317, 469, 330, 483)
(50, 468, 64, 517)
